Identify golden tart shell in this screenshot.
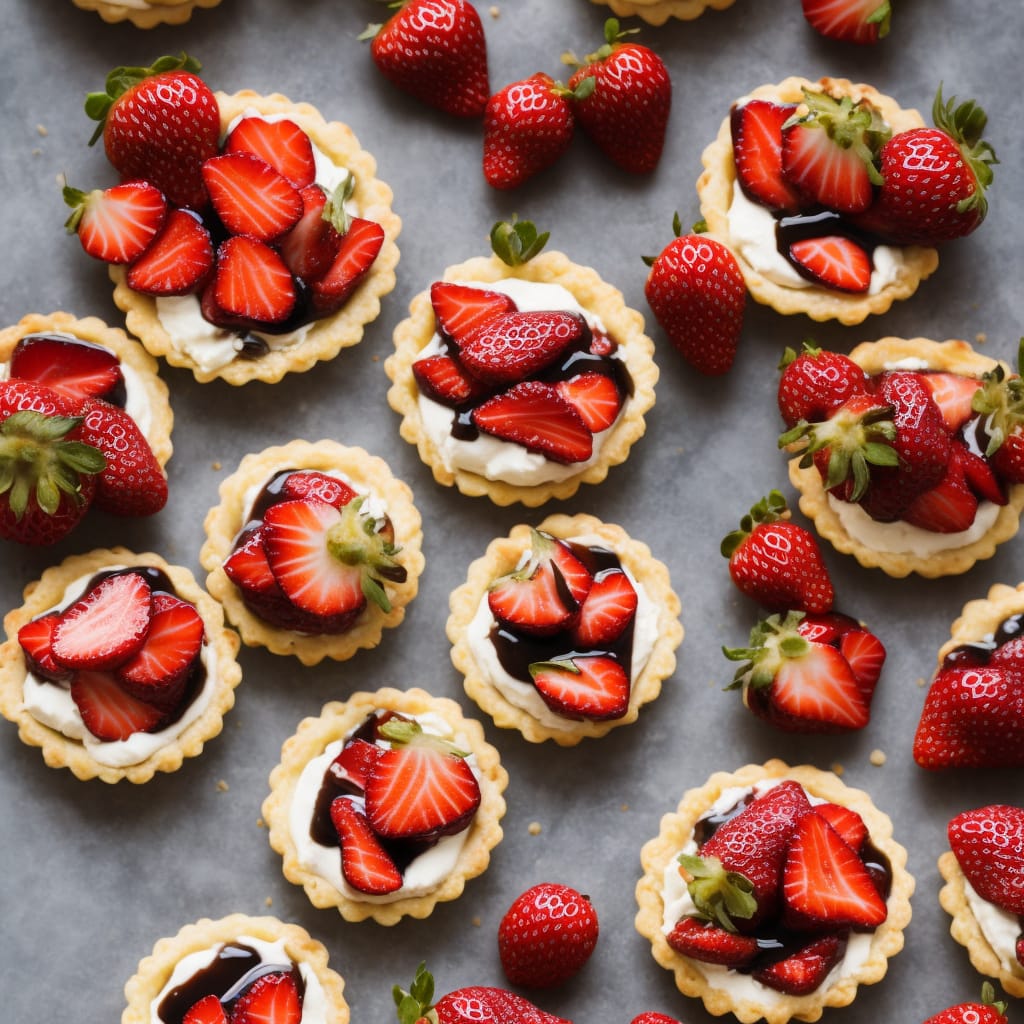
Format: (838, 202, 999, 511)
(71, 0, 220, 27)
(589, 0, 736, 24)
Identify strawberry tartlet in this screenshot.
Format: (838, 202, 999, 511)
(636, 760, 913, 1024)
(263, 687, 507, 925)
(589, 0, 736, 25)
(0, 548, 241, 784)
(71, 0, 220, 27)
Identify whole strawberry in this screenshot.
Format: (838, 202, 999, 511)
(565, 18, 671, 174)
(922, 985, 1008, 1024)
(86, 54, 220, 210)
(498, 882, 599, 989)
(644, 217, 745, 375)
(777, 341, 869, 428)
(631, 1016, 682, 1024)
(366, 0, 489, 118)
(947, 805, 1024, 914)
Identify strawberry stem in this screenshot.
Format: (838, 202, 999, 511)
(490, 216, 549, 267)
(723, 610, 810, 691)
(677, 853, 758, 931)
(393, 961, 439, 1024)
(721, 490, 789, 558)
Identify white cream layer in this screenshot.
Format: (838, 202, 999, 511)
(963, 878, 1024, 978)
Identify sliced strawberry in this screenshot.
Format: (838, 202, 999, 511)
(278, 470, 357, 509)
(229, 972, 301, 1024)
(52, 572, 153, 671)
(801, 0, 891, 44)
(919, 372, 983, 432)
(782, 124, 875, 214)
(951, 440, 1007, 506)
(752, 935, 845, 996)
(223, 527, 279, 598)
(768, 640, 870, 731)
(814, 802, 868, 852)
(202, 152, 302, 241)
(557, 372, 623, 432)
(430, 281, 517, 347)
(126, 208, 214, 296)
(214, 236, 297, 325)
(572, 569, 638, 647)
(472, 381, 594, 464)
(116, 593, 204, 708)
(331, 796, 403, 896)
(364, 719, 481, 842)
(459, 311, 587, 386)
(529, 654, 631, 721)
(71, 669, 165, 741)
(788, 235, 871, 293)
(666, 917, 759, 968)
(9, 334, 123, 407)
(590, 329, 616, 357)
(839, 628, 886, 695)
(223, 116, 316, 189)
(329, 738, 382, 790)
(412, 354, 490, 408)
(183, 995, 227, 1024)
(309, 217, 385, 316)
(18, 612, 72, 683)
(902, 457, 979, 533)
(782, 811, 888, 929)
(730, 99, 802, 214)
(278, 185, 342, 283)
(64, 180, 167, 265)
(795, 611, 860, 646)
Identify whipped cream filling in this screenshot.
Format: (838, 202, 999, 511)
(288, 711, 477, 903)
(963, 877, 1024, 977)
(465, 532, 659, 732)
(417, 278, 624, 486)
(150, 935, 329, 1024)
(660, 779, 876, 1007)
(19, 568, 217, 768)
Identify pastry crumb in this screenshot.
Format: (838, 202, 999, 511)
(916, 677, 927, 688)
(36, 124, 47, 136)
(257, 817, 265, 829)
(528, 821, 542, 835)
(217, 779, 229, 792)
(621, 803, 630, 812)
(212, 461, 222, 471)
(31, 147, 41, 157)
(869, 749, 887, 766)
(830, 762, 844, 776)
(975, 332, 988, 344)
(489, 4, 500, 16)
(372, 354, 380, 362)
(265, 896, 273, 907)
(472, 916, 481, 927)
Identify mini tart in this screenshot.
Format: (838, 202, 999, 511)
(112, 90, 401, 385)
(636, 759, 913, 1024)
(71, 0, 220, 28)
(787, 337, 1024, 578)
(447, 513, 682, 745)
(0, 311, 173, 468)
(698, 76, 939, 325)
(263, 686, 508, 926)
(201, 440, 423, 665)
(0, 548, 241, 784)
(122, 914, 348, 1024)
(385, 250, 657, 507)
(589, 0, 736, 24)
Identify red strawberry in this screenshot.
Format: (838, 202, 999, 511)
(498, 882, 599, 989)
(367, 0, 489, 118)
(483, 73, 576, 190)
(86, 55, 220, 210)
(838, 626, 887, 695)
(565, 19, 671, 175)
(919, 372, 983, 432)
(330, 796, 403, 896)
(556, 372, 623, 432)
(782, 811, 888, 928)
(430, 282, 518, 346)
(223, 116, 316, 189)
(902, 456, 979, 533)
(947, 805, 1024, 915)
(278, 184, 345, 283)
(364, 718, 481, 841)
(630, 1016, 682, 1024)
(487, 528, 592, 636)
(787, 235, 872, 293)
(183, 995, 227, 1024)
(229, 973, 301, 1024)
(472, 381, 594, 464)
(571, 569, 637, 647)
(752, 935, 845, 996)
(801, 0, 891, 44)
(777, 341, 868, 429)
(923, 986, 1009, 1024)
(665, 917, 759, 968)
(18, 613, 72, 683)
(71, 669, 165, 741)
(10, 334, 124, 407)
(79, 399, 168, 516)
(721, 491, 834, 613)
(529, 655, 630, 721)
(202, 152, 302, 241)
(51, 571, 153, 671)
(63, 180, 167, 265)
(458, 311, 587, 386)
(969, 356, 1024, 486)
(213, 236, 297, 325)
(309, 217, 385, 316)
(412, 354, 490, 408)
(951, 440, 1006, 506)
(126, 208, 215, 296)
(329, 738, 382, 790)
(277, 470, 357, 510)
(814, 802, 868, 851)
(644, 227, 746, 376)
(730, 99, 802, 214)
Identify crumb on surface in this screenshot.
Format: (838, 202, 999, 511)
(36, 124, 47, 136)
(621, 803, 630, 812)
(217, 779, 229, 792)
(212, 461, 222, 471)
(830, 762, 844, 776)
(265, 897, 273, 907)
(257, 817, 266, 828)
(489, 4, 500, 16)
(31, 148, 41, 157)
(528, 821, 542, 835)
(916, 677, 927, 687)
(976, 332, 988, 344)
(472, 916, 481, 927)
(869, 749, 886, 766)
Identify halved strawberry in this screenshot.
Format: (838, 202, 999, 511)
(839, 628, 886, 695)
(70, 669, 165, 741)
(801, 0, 891, 44)
(788, 235, 871, 293)
(364, 719, 481, 841)
(331, 796, 403, 895)
(64, 180, 167, 264)
(126, 209, 215, 296)
(902, 456, 979, 533)
(9, 334, 123, 407)
(277, 470, 357, 510)
(951, 439, 1007, 506)
(572, 569, 638, 647)
(183, 995, 227, 1024)
(472, 381, 594, 464)
(529, 654, 630, 721)
(752, 935, 845, 996)
(919, 372, 983, 432)
(18, 612, 72, 683)
(309, 217, 385, 316)
(666, 917, 759, 968)
(52, 572, 153, 671)
(730, 99, 802, 214)
(223, 527, 279, 598)
(557, 372, 623, 432)
(459, 311, 587, 386)
(329, 738, 382, 790)
(229, 973, 301, 1024)
(202, 152, 302, 241)
(277, 183, 348, 283)
(814, 802, 868, 852)
(214, 236, 297, 325)
(116, 593, 204, 708)
(430, 282, 518, 346)
(223, 116, 317, 189)
(412, 354, 490, 408)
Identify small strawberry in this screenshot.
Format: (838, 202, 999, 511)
(18, 613, 72, 683)
(923, 985, 1009, 1024)
(814, 802, 868, 851)
(329, 738, 382, 791)
(309, 217, 386, 316)
(9, 333, 124, 408)
(63, 180, 167, 265)
(643, 218, 745, 376)
(213, 236, 297, 326)
(947, 805, 1024, 915)
(202, 152, 302, 241)
(71, 669, 166, 741)
(366, 0, 489, 118)
(85, 54, 220, 210)
(126, 208, 215, 296)
(182, 995, 227, 1024)
(730, 99, 803, 214)
(529, 654, 631, 721)
(571, 569, 637, 647)
(665, 917, 759, 968)
(277, 470, 357, 510)
(229, 972, 301, 1024)
(752, 935, 845, 996)
(801, 0, 891, 44)
(787, 235, 872, 293)
(430, 281, 518, 346)
(564, 18, 671, 175)
(777, 341, 868, 428)
(498, 882, 599, 989)
(223, 116, 317, 189)
(838, 625, 887, 695)
(330, 796, 403, 896)
(556, 372, 623, 432)
(412, 354, 490, 408)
